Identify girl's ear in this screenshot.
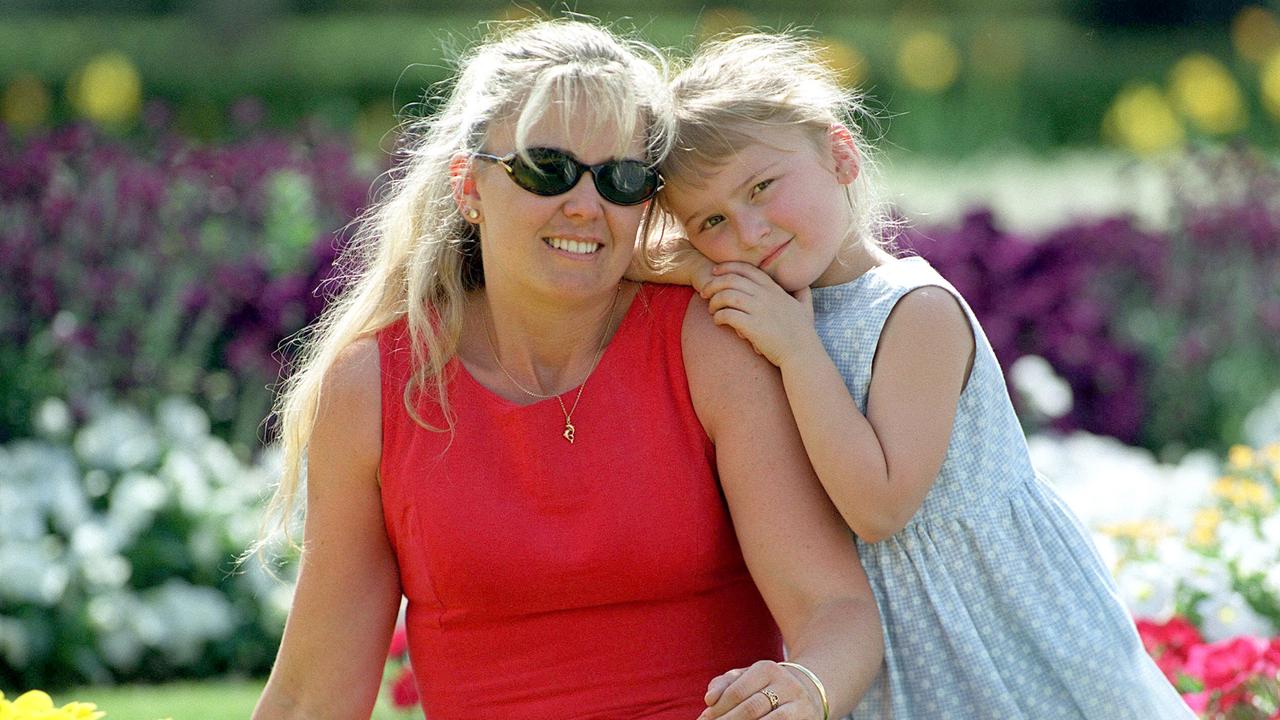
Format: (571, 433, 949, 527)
(828, 123, 861, 185)
(450, 152, 483, 223)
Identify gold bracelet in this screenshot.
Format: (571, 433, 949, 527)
(779, 661, 829, 720)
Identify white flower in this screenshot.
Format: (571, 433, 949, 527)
(71, 520, 125, 559)
(74, 404, 160, 472)
(1263, 564, 1280, 598)
(81, 554, 132, 590)
(1010, 355, 1073, 419)
(0, 538, 69, 605)
(88, 592, 145, 671)
(144, 579, 236, 664)
(1242, 389, 1280, 447)
(156, 396, 211, 449)
(0, 441, 82, 541)
(1218, 519, 1276, 578)
(34, 397, 73, 439)
(1032, 432, 1214, 534)
(107, 470, 170, 541)
(1196, 589, 1276, 642)
(160, 448, 210, 515)
(1157, 539, 1233, 597)
(198, 437, 243, 489)
(186, 523, 222, 569)
(1114, 560, 1177, 618)
(0, 616, 33, 667)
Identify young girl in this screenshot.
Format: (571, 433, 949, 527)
(647, 34, 1195, 718)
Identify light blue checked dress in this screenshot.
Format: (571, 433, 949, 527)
(811, 257, 1192, 719)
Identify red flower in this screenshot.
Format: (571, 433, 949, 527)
(1136, 616, 1204, 680)
(1263, 637, 1280, 675)
(390, 666, 420, 709)
(1183, 636, 1268, 694)
(387, 625, 409, 659)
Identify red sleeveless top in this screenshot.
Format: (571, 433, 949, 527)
(377, 285, 782, 720)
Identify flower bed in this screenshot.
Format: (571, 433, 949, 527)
(0, 396, 293, 690)
(0, 120, 373, 451)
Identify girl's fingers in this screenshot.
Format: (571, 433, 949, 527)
(710, 309, 754, 343)
(714, 261, 774, 285)
(700, 272, 758, 299)
(706, 288, 755, 315)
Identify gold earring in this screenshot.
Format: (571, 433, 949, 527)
(465, 208, 480, 221)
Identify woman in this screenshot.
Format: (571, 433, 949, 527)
(252, 19, 882, 720)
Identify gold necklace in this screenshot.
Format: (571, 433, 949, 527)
(484, 286, 621, 443)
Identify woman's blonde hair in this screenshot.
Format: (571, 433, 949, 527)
(651, 32, 895, 262)
(256, 18, 674, 555)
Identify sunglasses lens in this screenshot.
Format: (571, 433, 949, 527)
(497, 148, 659, 205)
(509, 148, 579, 195)
(597, 160, 659, 205)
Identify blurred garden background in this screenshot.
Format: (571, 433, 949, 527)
(2, 0, 1280, 717)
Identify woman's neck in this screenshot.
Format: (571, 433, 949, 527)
(458, 282, 633, 399)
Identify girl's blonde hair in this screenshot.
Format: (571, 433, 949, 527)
(256, 19, 674, 556)
(652, 32, 895, 261)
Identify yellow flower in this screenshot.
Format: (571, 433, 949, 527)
(1263, 442, 1280, 466)
(1213, 476, 1273, 510)
(1228, 444, 1256, 470)
(69, 52, 142, 127)
(1, 73, 51, 132)
(1263, 50, 1280, 119)
(1102, 84, 1184, 155)
(1190, 507, 1222, 547)
(1232, 6, 1280, 64)
(1099, 519, 1170, 543)
(60, 702, 105, 720)
(818, 37, 869, 89)
(897, 30, 961, 93)
(0, 691, 108, 720)
(1168, 54, 1247, 134)
(12, 692, 54, 714)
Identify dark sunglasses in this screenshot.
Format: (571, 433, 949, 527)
(472, 147, 663, 206)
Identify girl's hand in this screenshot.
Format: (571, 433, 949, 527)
(698, 660, 823, 720)
(700, 261, 818, 368)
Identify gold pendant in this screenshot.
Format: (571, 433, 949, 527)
(563, 421, 575, 443)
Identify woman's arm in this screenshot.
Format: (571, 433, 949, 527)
(253, 338, 402, 720)
(683, 297, 884, 719)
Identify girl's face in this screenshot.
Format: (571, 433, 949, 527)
(662, 124, 860, 292)
(463, 112, 651, 303)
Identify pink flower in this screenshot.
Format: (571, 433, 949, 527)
(1181, 690, 1209, 713)
(1136, 616, 1204, 680)
(387, 625, 409, 659)
(1183, 636, 1268, 694)
(1262, 637, 1280, 675)
(390, 666, 420, 709)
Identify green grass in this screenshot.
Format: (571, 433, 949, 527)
(63, 679, 415, 720)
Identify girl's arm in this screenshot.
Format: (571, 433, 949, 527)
(253, 338, 402, 720)
(701, 263, 974, 543)
(683, 296, 884, 719)
(626, 224, 716, 291)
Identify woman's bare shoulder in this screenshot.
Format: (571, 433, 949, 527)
(313, 336, 382, 464)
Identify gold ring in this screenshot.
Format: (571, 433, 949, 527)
(761, 688, 780, 712)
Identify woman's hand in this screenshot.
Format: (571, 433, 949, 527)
(699, 661, 822, 719)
